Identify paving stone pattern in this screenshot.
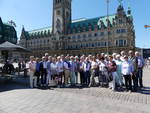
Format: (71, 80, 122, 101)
(0, 68, 150, 113)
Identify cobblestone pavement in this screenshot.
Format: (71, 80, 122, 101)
(0, 69, 150, 113)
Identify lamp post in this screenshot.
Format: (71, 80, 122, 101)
(106, 0, 109, 54)
(145, 25, 150, 29)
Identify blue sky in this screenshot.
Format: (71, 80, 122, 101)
(0, 0, 149, 48)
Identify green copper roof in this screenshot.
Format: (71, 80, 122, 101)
(71, 17, 100, 27)
(27, 26, 52, 38)
(70, 14, 116, 33)
(28, 26, 52, 34)
(3, 22, 13, 27)
(0, 21, 17, 44)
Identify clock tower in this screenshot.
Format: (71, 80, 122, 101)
(52, 0, 72, 35)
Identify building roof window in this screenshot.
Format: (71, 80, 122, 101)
(94, 33, 98, 37)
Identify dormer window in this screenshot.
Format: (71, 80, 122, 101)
(119, 19, 123, 24)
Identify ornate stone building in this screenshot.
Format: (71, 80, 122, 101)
(0, 17, 17, 44)
(19, 0, 135, 57)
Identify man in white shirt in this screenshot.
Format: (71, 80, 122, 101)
(29, 56, 37, 88)
(135, 51, 145, 88)
(40, 56, 48, 87)
(83, 57, 91, 86)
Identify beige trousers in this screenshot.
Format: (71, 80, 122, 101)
(64, 70, 70, 85)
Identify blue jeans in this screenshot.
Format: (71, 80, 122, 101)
(70, 71, 76, 85)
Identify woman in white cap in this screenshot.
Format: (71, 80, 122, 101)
(121, 55, 134, 92)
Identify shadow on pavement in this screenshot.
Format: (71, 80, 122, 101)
(0, 82, 29, 92)
(137, 86, 150, 95)
(0, 76, 30, 92)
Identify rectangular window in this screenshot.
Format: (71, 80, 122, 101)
(104, 42, 107, 47)
(100, 32, 104, 36)
(124, 40, 127, 46)
(98, 42, 101, 47)
(119, 40, 124, 47)
(116, 40, 118, 46)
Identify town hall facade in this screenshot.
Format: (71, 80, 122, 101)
(19, 0, 135, 57)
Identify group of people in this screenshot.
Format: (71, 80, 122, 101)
(28, 50, 145, 92)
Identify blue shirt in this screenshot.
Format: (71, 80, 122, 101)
(36, 62, 40, 72)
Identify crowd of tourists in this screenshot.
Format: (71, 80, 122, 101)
(28, 50, 145, 92)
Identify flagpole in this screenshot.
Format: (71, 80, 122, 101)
(106, 0, 109, 54)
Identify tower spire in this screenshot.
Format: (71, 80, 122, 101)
(118, 0, 123, 5)
(127, 0, 131, 15)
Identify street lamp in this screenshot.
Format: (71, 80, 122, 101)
(144, 25, 150, 29)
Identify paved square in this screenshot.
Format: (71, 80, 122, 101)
(0, 68, 150, 113)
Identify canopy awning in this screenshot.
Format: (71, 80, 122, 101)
(0, 41, 30, 52)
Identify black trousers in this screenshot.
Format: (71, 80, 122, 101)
(80, 71, 84, 85)
(136, 68, 143, 87)
(34, 71, 40, 85)
(58, 72, 63, 85)
(132, 72, 138, 91)
(41, 69, 47, 85)
(84, 71, 91, 85)
(123, 75, 132, 90)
